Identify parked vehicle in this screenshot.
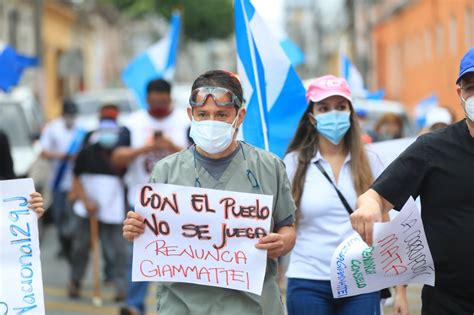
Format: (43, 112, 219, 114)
(71, 88, 140, 130)
(0, 100, 41, 177)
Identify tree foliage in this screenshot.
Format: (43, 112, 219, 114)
(99, 0, 234, 41)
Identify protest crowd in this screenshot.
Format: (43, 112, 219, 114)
(1, 1, 474, 315)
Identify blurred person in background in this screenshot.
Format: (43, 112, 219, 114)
(67, 104, 129, 300)
(40, 98, 84, 260)
(112, 78, 190, 315)
(283, 75, 382, 315)
(373, 113, 403, 142)
(0, 129, 15, 179)
(419, 106, 454, 135)
(355, 108, 373, 144)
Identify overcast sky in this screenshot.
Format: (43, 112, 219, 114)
(251, 0, 345, 37)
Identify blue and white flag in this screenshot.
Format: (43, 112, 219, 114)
(0, 42, 38, 92)
(122, 12, 181, 109)
(340, 53, 384, 100)
(280, 38, 305, 67)
(235, 0, 307, 157)
(415, 94, 438, 128)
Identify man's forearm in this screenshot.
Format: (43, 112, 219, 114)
(41, 150, 64, 161)
(72, 176, 89, 204)
(356, 188, 393, 215)
(275, 225, 296, 257)
(111, 146, 150, 168)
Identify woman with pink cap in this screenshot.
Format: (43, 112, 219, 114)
(283, 75, 383, 314)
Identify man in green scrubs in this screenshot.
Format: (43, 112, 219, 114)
(123, 70, 296, 315)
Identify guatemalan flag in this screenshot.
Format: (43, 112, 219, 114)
(340, 53, 385, 100)
(235, 0, 307, 157)
(0, 42, 38, 92)
(122, 11, 181, 109)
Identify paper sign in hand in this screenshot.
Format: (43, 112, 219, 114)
(132, 183, 273, 296)
(0, 178, 45, 314)
(331, 197, 435, 298)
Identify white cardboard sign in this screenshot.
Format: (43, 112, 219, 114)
(0, 178, 45, 314)
(132, 183, 273, 295)
(331, 197, 435, 298)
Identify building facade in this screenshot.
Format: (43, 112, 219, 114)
(373, 0, 474, 119)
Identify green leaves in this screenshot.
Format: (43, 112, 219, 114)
(99, 0, 234, 41)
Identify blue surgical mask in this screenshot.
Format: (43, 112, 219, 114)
(97, 130, 119, 149)
(314, 111, 351, 145)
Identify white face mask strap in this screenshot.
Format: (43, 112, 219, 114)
(231, 108, 241, 128)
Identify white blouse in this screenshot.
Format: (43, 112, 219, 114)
(284, 149, 384, 280)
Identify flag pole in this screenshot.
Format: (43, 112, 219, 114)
(239, 0, 269, 151)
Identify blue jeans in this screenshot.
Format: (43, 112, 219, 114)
(125, 241, 149, 315)
(126, 281, 149, 315)
(286, 278, 380, 315)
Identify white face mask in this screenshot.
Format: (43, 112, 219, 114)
(189, 114, 239, 154)
(462, 96, 474, 121)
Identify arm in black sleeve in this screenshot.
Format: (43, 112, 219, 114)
(371, 135, 431, 210)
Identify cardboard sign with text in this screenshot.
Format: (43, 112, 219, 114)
(0, 178, 45, 314)
(331, 197, 435, 298)
(132, 183, 273, 295)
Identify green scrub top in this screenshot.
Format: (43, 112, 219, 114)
(149, 142, 296, 315)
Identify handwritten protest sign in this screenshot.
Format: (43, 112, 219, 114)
(331, 197, 434, 298)
(132, 183, 273, 295)
(0, 178, 45, 314)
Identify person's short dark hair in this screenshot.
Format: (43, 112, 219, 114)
(63, 98, 78, 115)
(146, 79, 171, 95)
(191, 70, 244, 107)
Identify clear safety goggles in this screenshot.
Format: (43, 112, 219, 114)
(189, 86, 242, 107)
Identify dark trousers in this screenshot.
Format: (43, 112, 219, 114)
(421, 285, 474, 315)
(70, 215, 128, 295)
(52, 190, 74, 258)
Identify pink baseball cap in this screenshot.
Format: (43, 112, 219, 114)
(306, 75, 352, 103)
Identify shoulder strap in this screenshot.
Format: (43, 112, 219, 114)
(314, 160, 353, 215)
(52, 128, 87, 191)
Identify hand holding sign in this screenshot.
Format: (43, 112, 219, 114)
(331, 197, 434, 298)
(123, 211, 146, 241)
(0, 178, 45, 314)
(350, 188, 387, 246)
(27, 192, 45, 218)
(255, 232, 285, 259)
(131, 183, 273, 295)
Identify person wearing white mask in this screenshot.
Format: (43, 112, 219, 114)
(122, 70, 296, 315)
(351, 47, 474, 314)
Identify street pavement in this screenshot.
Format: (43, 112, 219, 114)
(41, 222, 156, 315)
(40, 223, 423, 315)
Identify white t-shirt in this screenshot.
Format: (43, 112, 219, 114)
(39, 117, 81, 191)
(123, 109, 190, 205)
(284, 149, 384, 280)
(73, 174, 125, 224)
